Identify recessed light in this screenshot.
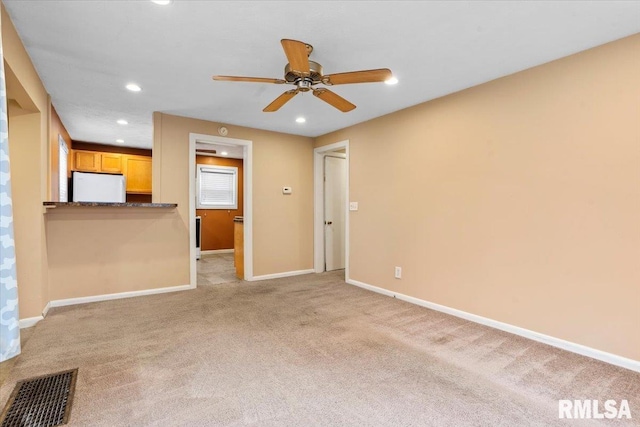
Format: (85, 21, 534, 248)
(385, 77, 398, 85)
(296, 117, 306, 123)
(117, 119, 128, 125)
(220, 151, 228, 156)
(151, 0, 172, 5)
(116, 139, 125, 144)
(125, 83, 141, 92)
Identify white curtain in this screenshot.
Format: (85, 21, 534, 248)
(0, 25, 21, 362)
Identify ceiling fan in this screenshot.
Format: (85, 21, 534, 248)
(213, 39, 393, 113)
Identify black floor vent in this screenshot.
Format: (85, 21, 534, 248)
(0, 369, 77, 427)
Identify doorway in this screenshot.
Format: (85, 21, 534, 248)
(314, 140, 349, 277)
(189, 133, 253, 286)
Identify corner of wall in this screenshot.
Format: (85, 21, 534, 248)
(152, 112, 162, 203)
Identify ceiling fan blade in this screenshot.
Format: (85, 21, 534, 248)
(213, 75, 285, 84)
(263, 89, 299, 112)
(324, 68, 392, 85)
(312, 88, 356, 112)
(281, 39, 311, 76)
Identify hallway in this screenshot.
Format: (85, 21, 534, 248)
(197, 253, 239, 286)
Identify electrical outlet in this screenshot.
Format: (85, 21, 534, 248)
(349, 202, 359, 211)
(394, 266, 402, 279)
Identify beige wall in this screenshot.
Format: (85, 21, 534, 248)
(4, 5, 189, 313)
(7, 114, 48, 318)
(3, 4, 50, 319)
(316, 34, 640, 361)
(5, 0, 636, 364)
(153, 113, 314, 277)
(45, 207, 189, 300)
(45, 116, 189, 300)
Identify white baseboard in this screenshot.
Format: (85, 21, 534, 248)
(42, 302, 51, 318)
(49, 284, 194, 308)
(201, 249, 234, 255)
(19, 316, 43, 329)
(251, 269, 315, 281)
(346, 278, 640, 373)
(18, 284, 194, 328)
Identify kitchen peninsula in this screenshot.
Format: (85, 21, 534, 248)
(43, 199, 190, 307)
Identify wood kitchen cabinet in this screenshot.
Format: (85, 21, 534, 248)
(72, 149, 152, 195)
(234, 217, 244, 280)
(100, 153, 123, 173)
(123, 155, 152, 194)
(73, 150, 100, 172)
(73, 150, 122, 173)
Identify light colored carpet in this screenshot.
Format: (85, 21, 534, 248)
(1, 271, 638, 426)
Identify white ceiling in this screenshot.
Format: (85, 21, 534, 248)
(4, 1, 640, 149)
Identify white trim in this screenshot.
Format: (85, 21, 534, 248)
(250, 269, 315, 281)
(19, 316, 43, 329)
(42, 301, 51, 318)
(18, 285, 193, 329)
(314, 140, 350, 278)
(200, 249, 234, 255)
(347, 279, 396, 297)
(49, 284, 193, 309)
(19, 302, 52, 328)
(346, 278, 640, 373)
(189, 133, 253, 284)
(324, 153, 347, 159)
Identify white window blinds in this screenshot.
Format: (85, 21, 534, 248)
(197, 165, 238, 209)
(58, 136, 69, 202)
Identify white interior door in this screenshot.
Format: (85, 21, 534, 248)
(324, 155, 346, 271)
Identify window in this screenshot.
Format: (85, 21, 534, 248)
(58, 135, 69, 202)
(197, 164, 238, 209)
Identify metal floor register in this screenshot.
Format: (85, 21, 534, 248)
(0, 369, 77, 427)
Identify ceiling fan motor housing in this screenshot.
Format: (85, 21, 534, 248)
(284, 60, 324, 84)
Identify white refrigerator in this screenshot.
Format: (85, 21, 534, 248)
(72, 171, 126, 202)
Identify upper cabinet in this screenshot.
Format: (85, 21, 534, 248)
(73, 150, 122, 173)
(123, 155, 152, 194)
(100, 153, 123, 173)
(73, 150, 101, 172)
(72, 149, 151, 194)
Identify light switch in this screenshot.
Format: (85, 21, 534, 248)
(349, 202, 359, 211)
(282, 187, 292, 195)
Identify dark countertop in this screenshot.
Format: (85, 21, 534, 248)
(44, 202, 177, 208)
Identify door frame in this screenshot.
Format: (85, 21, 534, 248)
(314, 140, 349, 278)
(189, 133, 253, 285)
